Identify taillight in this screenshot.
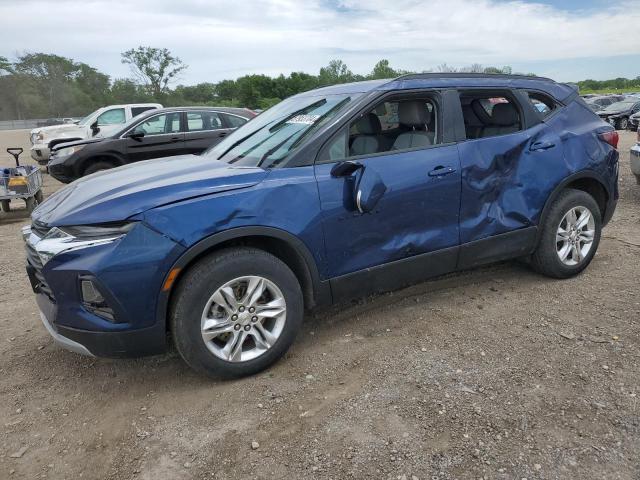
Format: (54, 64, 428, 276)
(598, 130, 619, 149)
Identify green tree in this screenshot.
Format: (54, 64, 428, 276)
(121, 47, 187, 97)
(318, 59, 355, 85)
(370, 59, 399, 79)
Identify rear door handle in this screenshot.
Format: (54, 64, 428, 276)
(428, 165, 457, 177)
(170, 136, 181, 143)
(530, 141, 556, 151)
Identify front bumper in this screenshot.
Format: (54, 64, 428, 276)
(24, 222, 186, 358)
(47, 161, 74, 183)
(39, 307, 93, 356)
(631, 144, 640, 176)
(30, 145, 50, 164)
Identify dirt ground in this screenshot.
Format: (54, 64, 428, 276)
(0, 128, 638, 480)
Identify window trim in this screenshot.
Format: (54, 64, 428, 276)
(315, 89, 449, 165)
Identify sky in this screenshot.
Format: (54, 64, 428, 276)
(0, 0, 638, 84)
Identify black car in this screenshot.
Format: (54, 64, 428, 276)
(629, 111, 640, 131)
(584, 95, 625, 113)
(597, 99, 640, 130)
(48, 107, 255, 183)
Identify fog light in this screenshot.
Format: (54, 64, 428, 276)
(80, 279, 115, 321)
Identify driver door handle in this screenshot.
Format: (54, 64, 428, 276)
(170, 136, 181, 142)
(530, 141, 556, 151)
(428, 165, 457, 177)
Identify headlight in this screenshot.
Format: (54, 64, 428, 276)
(55, 144, 85, 158)
(29, 222, 135, 265)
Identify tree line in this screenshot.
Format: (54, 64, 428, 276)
(0, 48, 638, 121)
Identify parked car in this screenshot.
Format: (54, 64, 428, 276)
(29, 103, 162, 164)
(597, 99, 640, 130)
(631, 126, 640, 185)
(47, 107, 255, 183)
(584, 95, 624, 113)
(23, 74, 619, 378)
(628, 111, 640, 131)
(36, 118, 64, 128)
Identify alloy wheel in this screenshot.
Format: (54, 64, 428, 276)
(555, 206, 595, 266)
(200, 276, 287, 362)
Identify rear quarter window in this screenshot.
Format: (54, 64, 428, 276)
(525, 91, 558, 118)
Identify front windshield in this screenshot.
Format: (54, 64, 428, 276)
(204, 93, 359, 168)
(604, 101, 635, 111)
(77, 108, 101, 126)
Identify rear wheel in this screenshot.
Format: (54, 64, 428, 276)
(531, 189, 601, 279)
(83, 161, 116, 177)
(25, 196, 37, 213)
(171, 247, 304, 378)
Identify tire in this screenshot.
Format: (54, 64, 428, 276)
(25, 196, 36, 213)
(35, 190, 44, 203)
(1, 200, 10, 212)
(618, 118, 628, 130)
(635, 175, 640, 186)
(531, 188, 602, 279)
(171, 247, 304, 379)
(83, 161, 116, 177)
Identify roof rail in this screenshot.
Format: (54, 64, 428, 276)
(393, 72, 555, 82)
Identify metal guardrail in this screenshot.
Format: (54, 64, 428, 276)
(0, 119, 45, 131)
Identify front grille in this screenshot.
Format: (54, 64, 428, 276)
(25, 236, 55, 302)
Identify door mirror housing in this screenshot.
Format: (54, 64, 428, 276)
(331, 161, 387, 214)
(354, 165, 387, 213)
(126, 130, 145, 141)
(90, 121, 100, 136)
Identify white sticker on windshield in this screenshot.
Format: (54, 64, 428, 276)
(286, 114, 320, 125)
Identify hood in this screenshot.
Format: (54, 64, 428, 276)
(33, 154, 267, 226)
(31, 123, 85, 137)
(51, 137, 105, 151)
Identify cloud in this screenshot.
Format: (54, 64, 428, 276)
(0, 0, 638, 82)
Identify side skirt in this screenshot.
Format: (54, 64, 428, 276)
(330, 246, 459, 303)
(329, 226, 538, 303)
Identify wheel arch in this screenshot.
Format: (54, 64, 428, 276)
(78, 153, 126, 177)
(157, 227, 331, 332)
(536, 171, 609, 244)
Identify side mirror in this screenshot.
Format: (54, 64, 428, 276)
(354, 166, 387, 214)
(126, 130, 145, 141)
(90, 121, 100, 136)
(330, 161, 387, 214)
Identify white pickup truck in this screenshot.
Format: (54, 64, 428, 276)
(29, 103, 162, 164)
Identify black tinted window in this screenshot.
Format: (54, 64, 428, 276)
(223, 114, 248, 128)
(132, 106, 156, 117)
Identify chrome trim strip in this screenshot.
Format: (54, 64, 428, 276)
(39, 311, 94, 356)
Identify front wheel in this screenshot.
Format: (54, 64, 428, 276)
(531, 189, 601, 279)
(618, 118, 628, 130)
(171, 247, 304, 378)
(83, 161, 116, 177)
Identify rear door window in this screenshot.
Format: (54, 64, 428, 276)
(459, 92, 523, 139)
(222, 114, 248, 128)
(186, 111, 224, 131)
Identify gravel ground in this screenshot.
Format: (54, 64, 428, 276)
(0, 129, 639, 480)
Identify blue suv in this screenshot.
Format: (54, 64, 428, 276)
(23, 74, 619, 378)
